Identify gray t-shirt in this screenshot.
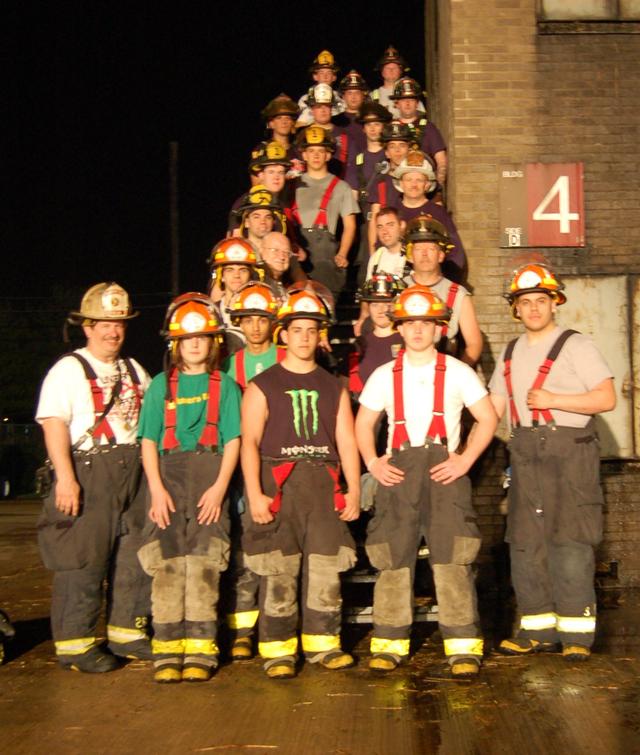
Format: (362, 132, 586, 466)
(489, 326, 613, 428)
(294, 173, 359, 234)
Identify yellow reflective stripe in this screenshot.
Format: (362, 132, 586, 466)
(106, 625, 147, 643)
(443, 638, 484, 657)
(259, 638, 298, 659)
(184, 638, 219, 656)
(557, 615, 596, 633)
(370, 637, 410, 657)
(301, 633, 341, 653)
(520, 612, 557, 632)
(55, 637, 96, 655)
(152, 639, 185, 655)
(227, 610, 259, 630)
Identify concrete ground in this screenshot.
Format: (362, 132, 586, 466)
(1, 501, 638, 755)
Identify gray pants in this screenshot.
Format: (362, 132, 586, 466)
(507, 421, 603, 647)
(137, 451, 230, 665)
(299, 226, 346, 299)
(366, 445, 482, 659)
(242, 460, 356, 659)
(37, 445, 150, 657)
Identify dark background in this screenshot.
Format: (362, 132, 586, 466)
(4, 1, 426, 416)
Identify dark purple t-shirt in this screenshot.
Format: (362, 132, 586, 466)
(357, 332, 404, 385)
(344, 148, 387, 194)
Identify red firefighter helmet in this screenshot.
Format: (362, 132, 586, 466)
(392, 285, 450, 324)
(162, 293, 221, 339)
(209, 238, 258, 268)
(506, 264, 567, 306)
(228, 282, 279, 322)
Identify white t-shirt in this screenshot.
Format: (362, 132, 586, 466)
(359, 351, 487, 453)
(366, 247, 408, 280)
(36, 347, 151, 450)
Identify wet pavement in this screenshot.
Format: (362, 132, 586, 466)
(1, 501, 638, 755)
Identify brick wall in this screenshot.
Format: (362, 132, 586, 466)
(426, 0, 640, 585)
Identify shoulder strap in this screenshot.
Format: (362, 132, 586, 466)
(234, 350, 247, 391)
(198, 371, 221, 449)
(314, 177, 340, 227)
(348, 350, 364, 394)
(162, 369, 180, 451)
(276, 346, 287, 363)
(391, 350, 409, 450)
(67, 352, 119, 445)
(439, 283, 459, 339)
(531, 329, 579, 427)
(503, 338, 520, 429)
(378, 180, 387, 208)
(425, 352, 447, 445)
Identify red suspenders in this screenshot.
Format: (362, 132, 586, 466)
(162, 368, 221, 452)
(290, 176, 340, 228)
(391, 349, 448, 450)
(504, 329, 578, 429)
(378, 181, 387, 207)
(348, 350, 364, 394)
(338, 134, 348, 165)
(234, 347, 286, 391)
(269, 462, 346, 514)
(439, 283, 459, 339)
(69, 353, 142, 444)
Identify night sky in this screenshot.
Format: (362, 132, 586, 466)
(7, 2, 426, 377)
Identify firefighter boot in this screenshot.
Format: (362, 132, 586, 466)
(59, 646, 120, 673)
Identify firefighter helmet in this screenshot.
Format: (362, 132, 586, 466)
(404, 215, 455, 261)
(392, 285, 450, 324)
(162, 293, 221, 339)
(261, 93, 299, 121)
(307, 83, 337, 107)
(392, 149, 437, 192)
(276, 289, 332, 326)
(297, 125, 336, 152)
(375, 46, 409, 72)
(357, 102, 393, 125)
(381, 120, 413, 144)
(339, 69, 368, 93)
(249, 141, 291, 175)
(309, 49, 339, 74)
(236, 185, 281, 217)
(209, 238, 258, 268)
(506, 264, 567, 306)
(228, 282, 279, 322)
(390, 77, 423, 101)
(68, 282, 139, 324)
(357, 273, 406, 303)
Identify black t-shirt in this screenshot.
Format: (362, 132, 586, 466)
(253, 363, 341, 461)
(358, 332, 403, 385)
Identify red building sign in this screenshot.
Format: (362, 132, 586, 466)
(500, 162, 585, 247)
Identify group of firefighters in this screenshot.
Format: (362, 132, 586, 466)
(34, 47, 616, 684)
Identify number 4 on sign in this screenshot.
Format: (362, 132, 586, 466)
(532, 175, 579, 233)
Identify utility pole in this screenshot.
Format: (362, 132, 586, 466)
(169, 141, 180, 296)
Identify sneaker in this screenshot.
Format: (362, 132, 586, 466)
(154, 664, 182, 684)
(450, 657, 481, 678)
(59, 646, 120, 674)
(498, 637, 558, 656)
(230, 637, 253, 661)
(264, 657, 296, 679)
(369, 653, 400, 673)
(108, 639, 153, 661)
(562, 644, 591, 662)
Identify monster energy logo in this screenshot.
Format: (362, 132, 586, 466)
(286, 389, 319, 440)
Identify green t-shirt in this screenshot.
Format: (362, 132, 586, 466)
(222, 344, 280, 386)
(138, 370, 241, 452)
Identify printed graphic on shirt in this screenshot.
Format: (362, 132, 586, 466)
(281, 389, 329, 457)
(110, 363, 141, 431)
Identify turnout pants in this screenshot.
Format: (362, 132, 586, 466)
(366, 445, 483, 662)
(37, 445, 150, 659)
(507, 421, 603, 647)
(300, 227, 346, 300)
(222, 481, 261, 640)
(242, 460, 356, 661)
(137, 451, 230, 669)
